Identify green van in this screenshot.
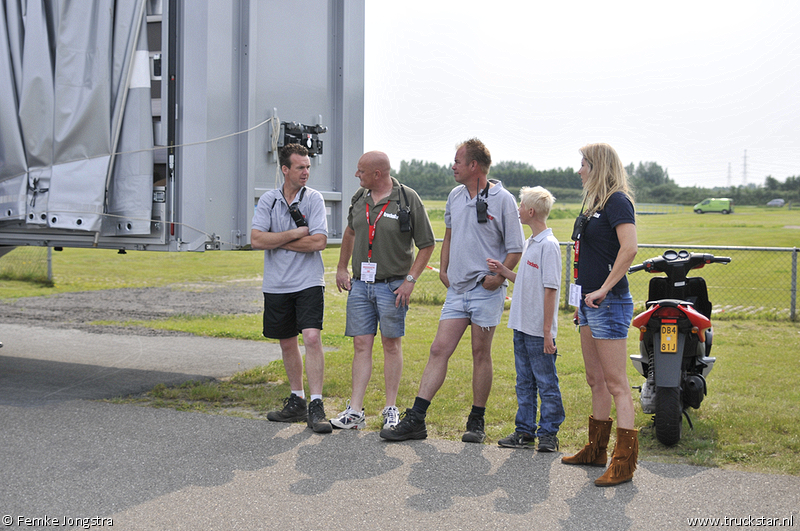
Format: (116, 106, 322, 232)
(693, 198, 734, 214)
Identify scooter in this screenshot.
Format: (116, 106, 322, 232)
(628, 250, 731, 446)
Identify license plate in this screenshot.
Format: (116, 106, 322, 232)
(661, 324, 678, 353)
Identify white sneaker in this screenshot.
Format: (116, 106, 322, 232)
(382, 406, 400, 430)
(330, 404, 366, 430)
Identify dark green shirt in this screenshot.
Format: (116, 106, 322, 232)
(347, 178, 435, 280)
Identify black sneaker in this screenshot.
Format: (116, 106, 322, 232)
(537, 433, 560, 452)
(379, 408, 427, 441)
(497, 431, 536, 449)
(462, 412, 486, 443)
(307, 398, 333, 434)
(267, 394, 307, 423)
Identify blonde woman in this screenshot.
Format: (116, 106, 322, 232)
(561, 143, 639, 486)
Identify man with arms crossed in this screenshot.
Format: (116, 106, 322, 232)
(332, 151, 435, 430)
(252, 143, 331, 434)
(381, 138, 524, 443)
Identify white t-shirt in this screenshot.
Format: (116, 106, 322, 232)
(507, 228, 561, 338)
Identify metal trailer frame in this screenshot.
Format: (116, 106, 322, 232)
(0, 0, 364, 252)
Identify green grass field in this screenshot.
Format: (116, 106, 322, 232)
(2, 204, 799, 475)
(406, 203, 800, 318)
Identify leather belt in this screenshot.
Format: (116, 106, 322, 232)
(355, 276, 405, 284)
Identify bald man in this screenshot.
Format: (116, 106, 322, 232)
(331, 151, 435, 431)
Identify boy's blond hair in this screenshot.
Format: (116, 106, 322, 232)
(519, 186, 555, 220)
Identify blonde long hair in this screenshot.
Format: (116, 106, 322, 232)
(579, 143, 634, 214)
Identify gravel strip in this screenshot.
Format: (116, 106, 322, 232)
(1, 281, 264, 336)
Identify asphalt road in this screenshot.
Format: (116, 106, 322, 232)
(1, 322, 798, 530)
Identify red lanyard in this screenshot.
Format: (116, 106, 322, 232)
(573, 240, 580, 279)
(366, 201, 390, 261)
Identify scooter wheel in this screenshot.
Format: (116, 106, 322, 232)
(655, 386, 682, 446)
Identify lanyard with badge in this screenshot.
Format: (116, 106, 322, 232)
(361, 199, 390, 283)
(569, 200, 590, 307)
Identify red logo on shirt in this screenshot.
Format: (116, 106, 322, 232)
(527, 260, 539, 269)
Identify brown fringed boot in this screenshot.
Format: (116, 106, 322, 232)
(561, 415, 613, 467)
(595, 427, 639, 487)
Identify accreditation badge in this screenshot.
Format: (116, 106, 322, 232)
(569, 283, 582, 307)
(360, 262, 377, 283)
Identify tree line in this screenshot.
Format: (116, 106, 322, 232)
(393, 159, 799, 206)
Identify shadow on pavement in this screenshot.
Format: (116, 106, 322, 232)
(0, 355, 214, 407)
(0, 402, 315, 520)
(291, 430, 404, 495)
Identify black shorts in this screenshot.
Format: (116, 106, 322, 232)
(262, 286, 324, 340)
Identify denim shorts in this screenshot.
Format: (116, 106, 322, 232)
(345, 279, 407, 338)
(440, 283, 507, 328)
(578, 291, 633, 340)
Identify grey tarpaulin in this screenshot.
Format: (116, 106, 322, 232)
(0, 0, 152, 234)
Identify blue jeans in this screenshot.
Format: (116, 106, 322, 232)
(512, 330, 565, 437)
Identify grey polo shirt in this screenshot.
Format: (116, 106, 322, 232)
(444, 179, 525, 293)
(252, 186, 327, 294)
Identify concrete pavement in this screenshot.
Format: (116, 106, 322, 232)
(1, 323, 798, 530)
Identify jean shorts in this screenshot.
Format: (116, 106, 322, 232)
(345, 279, 407, 338)
(440, 282, 507, 328)
(578, 291, 633, 340)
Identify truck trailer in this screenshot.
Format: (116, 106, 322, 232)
(0, 0, 365, 252)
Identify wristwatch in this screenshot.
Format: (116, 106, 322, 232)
(406, 274, 416, 283)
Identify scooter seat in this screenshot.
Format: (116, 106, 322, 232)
(645, 298, 693, 309)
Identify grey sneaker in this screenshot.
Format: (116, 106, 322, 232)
(537, 433, 560, 452)
(462, 412, 486, 443)
(307, 398, 333, 434)
(380, 408, 427, 441)
(498, 431, 536, 449)
(382, 406, 400, 430)
(267, 394, 307, 423)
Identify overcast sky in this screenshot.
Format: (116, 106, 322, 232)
(363, 1, 800, 188)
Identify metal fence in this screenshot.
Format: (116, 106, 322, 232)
(0, 246, 52, 283)
(416, 244, 799, 321)
(564, 244, 798, 321)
